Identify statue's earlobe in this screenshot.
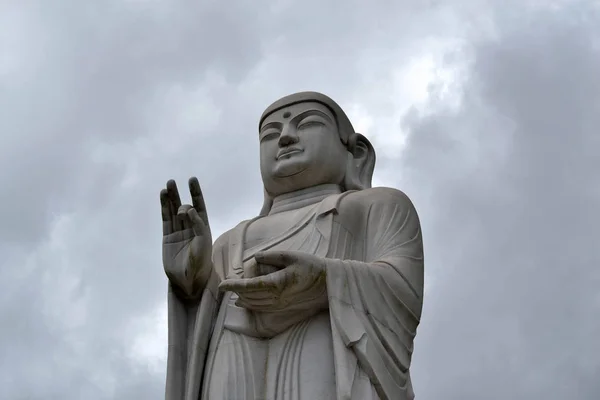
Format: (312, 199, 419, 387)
(344, 133, 376, 191)
(259, 188, 273, 217)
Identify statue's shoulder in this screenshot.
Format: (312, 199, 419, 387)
(213, 231, 229, 251)
(335, 188, 421, 234)
(338, 187, 415, 213)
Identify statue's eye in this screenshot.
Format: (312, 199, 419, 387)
(260, 129, 280, 142)
(297, 117, 325, 130)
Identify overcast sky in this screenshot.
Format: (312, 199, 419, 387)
(1, 0, 599, 399)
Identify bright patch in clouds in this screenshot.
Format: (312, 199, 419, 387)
(349, 39, 464, 161)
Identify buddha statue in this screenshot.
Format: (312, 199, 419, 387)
(160, 91, 424, 400)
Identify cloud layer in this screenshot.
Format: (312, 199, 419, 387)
(1, 1, 598, 399)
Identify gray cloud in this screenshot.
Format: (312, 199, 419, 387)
(1, 0, 598, 399)
(403, 3, 600, 399)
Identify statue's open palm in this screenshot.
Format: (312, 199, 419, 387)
(160, 177, 212, 297)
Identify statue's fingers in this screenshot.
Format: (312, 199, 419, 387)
(218, 279, 244, 292)
(235, 297, 277, 311)
(167, 179, 183, 208)
(189, 177, 209, 226)
(160, 189, 173, 235)
(255, 269, 289, 293)
(177, 204, 193, 229)
(177, 204, 193, 215)
(238, 293, 276, 304)
(219, 277, 276, 293)
(160, 189, 171, 221)
(169, 201, 183, 231)
(187, 208, 208, 237)
(166, 180, 183, 231)
(238, 290, 274, 301)
(254, 250, 299, 268)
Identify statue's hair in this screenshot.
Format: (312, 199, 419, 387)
(258, 91, 376, 216)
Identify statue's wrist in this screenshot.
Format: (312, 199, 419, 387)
(166, 262, 210, 299)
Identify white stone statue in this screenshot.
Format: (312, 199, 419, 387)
(160, 92, 424, 400)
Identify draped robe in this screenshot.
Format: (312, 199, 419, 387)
(165, 187, 424, 400)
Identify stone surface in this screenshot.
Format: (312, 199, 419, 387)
(159, 92, 424, 400)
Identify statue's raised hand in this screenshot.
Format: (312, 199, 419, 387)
(160, 177, 213, 298)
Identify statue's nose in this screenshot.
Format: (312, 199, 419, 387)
(278, 126, 299, 147)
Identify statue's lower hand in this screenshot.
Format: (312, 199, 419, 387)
(161, 177, 213, 298)
(219, 250, 328, 312)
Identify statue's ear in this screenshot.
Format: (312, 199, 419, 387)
(344, 133, 376, 191)
(259, 187, 273, 217)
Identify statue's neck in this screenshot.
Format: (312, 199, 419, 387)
(269, 184, 342, 215)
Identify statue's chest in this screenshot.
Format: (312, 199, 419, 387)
(237, 207, 322, 279)
(243, 208, 311, 250)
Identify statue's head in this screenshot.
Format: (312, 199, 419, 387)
(258, 91, 376, 215)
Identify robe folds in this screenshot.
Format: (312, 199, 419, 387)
(165, 187, 424, 400)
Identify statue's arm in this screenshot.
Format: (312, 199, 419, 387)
(332, 187, 424, 309)
(364, 187, 424, 317)
(326, 187, 424, 396)
(165, 232, 228, 400)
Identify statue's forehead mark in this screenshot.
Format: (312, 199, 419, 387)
(261, 102, 334, 128)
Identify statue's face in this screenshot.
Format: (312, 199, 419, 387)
(259, 101, 348, 195)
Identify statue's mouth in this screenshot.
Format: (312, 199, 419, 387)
(276, 147, 304, 160)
